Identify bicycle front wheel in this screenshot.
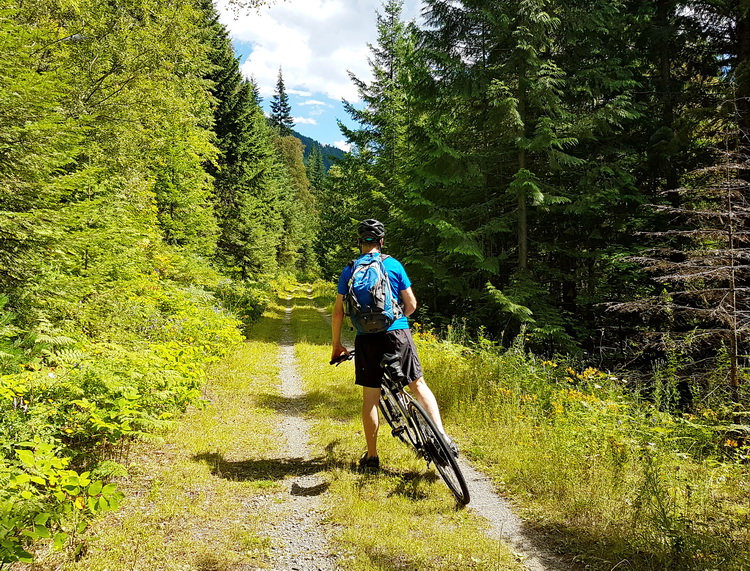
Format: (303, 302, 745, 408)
(407, 401, 470, 505)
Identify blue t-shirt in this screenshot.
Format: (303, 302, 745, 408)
(337, 253, 411, 332)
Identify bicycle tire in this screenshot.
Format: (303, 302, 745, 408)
(379, 385, 420, 447)
(407, 400, 470, 505)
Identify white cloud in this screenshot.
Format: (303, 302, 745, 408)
(218, 0, 421, 102)
(288, 88, 312, 96)
(333, 139, 352, 152)
(294, 116, 318, 125)
(300, 99, 330, 107)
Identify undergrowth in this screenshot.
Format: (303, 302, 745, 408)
(418, 326, 750, 570)
(0, 274, 268, 565)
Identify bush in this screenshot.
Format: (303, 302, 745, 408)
(0, 277, 244, 563)
(213, 280, 271, 331)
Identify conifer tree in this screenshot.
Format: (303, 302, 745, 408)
(270, 67, 295, 135)
(274, 135, 318, 274)
(305, 144, 326, 191)
(2, 0, 220, 327)
(609, 148, 750, 404)
(335, 0, 416, 247)
(200, 0, 285, 277)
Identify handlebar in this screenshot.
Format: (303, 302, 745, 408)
(329, 351, 355, 366)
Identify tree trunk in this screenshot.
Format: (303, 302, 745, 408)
(517, 66, 528, 272)
(736, 9, 750, 160)
(518, 148, 528, 271)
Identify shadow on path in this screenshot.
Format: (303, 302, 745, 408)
(194, 449, 442, 503)
(194, 452, 328, 481)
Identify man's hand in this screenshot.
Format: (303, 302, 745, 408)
(331, 342, 350, 363)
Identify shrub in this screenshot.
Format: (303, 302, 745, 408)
(0, 277, 244, 563)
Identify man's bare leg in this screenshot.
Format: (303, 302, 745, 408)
(362, 387, 381, 458)
(407, 377, 445, 434)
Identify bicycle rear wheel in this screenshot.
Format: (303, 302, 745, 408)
(407, 401, 470, 505)
(380, 386, 420, 446)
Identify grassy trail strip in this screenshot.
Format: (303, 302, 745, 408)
(22, 287, 567, 570)
(289, 286, 567, 570)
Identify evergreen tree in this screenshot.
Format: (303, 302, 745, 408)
(334, 0, 417, 248)
(1, 0, 221, 327)
(274, 135, 318, 274)
(305, 143, 326, 191)
(270, 67, 295, 135)
(609, 148, 750, 404)
(199, 0, 285, 277)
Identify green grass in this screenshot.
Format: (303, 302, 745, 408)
(418, 331, 750, 570)
(287, 287, 524, 570)
(30, 308, 289, 570)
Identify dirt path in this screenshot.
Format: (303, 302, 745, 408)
(263, 294, 340, 570)
(51, 290, 574, 571)
(460, 461, 573, 570)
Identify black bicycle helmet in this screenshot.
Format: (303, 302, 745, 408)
(357, 218, 385, 242)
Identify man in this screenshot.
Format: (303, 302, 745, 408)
(331, 218, 457, 470)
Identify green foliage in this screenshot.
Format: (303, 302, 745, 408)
(200, 0, 294, 279)
(329, 0, 731, 361)
(213, 280, 271, 333)
(0, 278, 243, 563)
(0, 441, 123, 565)
(0, 4, 260, 562)
(417, 327, 748, 569)
(274, 135, 318, 275)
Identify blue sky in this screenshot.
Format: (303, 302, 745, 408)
(217, 0, 422, 150)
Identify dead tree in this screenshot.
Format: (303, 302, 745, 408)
(608, 149, 750, 403)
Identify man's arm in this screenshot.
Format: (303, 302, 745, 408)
(400, 287, 417, 317)
(331, 293, 349, 360)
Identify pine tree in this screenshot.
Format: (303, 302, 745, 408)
(270, 67, 295, 135)
(335, 0, 417, 245)
(274, 135, 318, 274)
(1, 0, 221, 326)
(305, 144, 326, 191)
(200, 0, 285, 277)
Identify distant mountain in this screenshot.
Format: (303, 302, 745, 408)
(292, 129, 347, 171)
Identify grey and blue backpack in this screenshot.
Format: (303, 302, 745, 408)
(345, 253, 403, 334)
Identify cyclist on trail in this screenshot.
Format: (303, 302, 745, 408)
(331, 218, 458, 471)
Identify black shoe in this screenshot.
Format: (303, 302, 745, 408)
(358, 452, 380, 471)
(444, 436, 459, 459)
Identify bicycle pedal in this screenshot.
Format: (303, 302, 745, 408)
(391, 426, 405, 437)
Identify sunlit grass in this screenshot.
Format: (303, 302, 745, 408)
(30, 309, 288, 570)
(290, 291, 523, 570)
(418, 331, 750, 570)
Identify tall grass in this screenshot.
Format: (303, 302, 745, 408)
(417, 328, 750, 570)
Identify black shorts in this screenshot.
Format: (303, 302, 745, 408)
(354, 328, 423, 389)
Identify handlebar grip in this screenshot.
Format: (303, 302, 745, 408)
(329, 352, 354, 365)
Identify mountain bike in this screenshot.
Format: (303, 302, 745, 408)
(331, 351, 470, 505)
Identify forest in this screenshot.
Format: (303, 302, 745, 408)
(1, 0, 749, 567)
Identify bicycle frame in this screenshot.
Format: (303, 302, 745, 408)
(331, 350, 470, 505)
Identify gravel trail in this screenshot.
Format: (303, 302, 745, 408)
(266, 290, 576, 571)
(263, 293, 340, 570)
